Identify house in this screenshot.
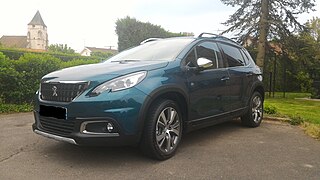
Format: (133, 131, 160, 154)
(0, 11, 48, 50)
(0, 36, 28, 48)
(80, 47, 117, 56)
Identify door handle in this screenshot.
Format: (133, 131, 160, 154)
(221, 77, 230, 81)
(246, 72, 254, 77)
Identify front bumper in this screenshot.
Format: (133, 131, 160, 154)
(33, 87, 149, 146)
(32, 112, 141, 146)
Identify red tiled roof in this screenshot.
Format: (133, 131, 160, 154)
(86, 47, 117, 54)
(0, 36, 28, 48)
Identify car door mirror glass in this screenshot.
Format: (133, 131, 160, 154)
(197, 57, 213, 69)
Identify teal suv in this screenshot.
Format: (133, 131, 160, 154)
(33, 33, 264, 160)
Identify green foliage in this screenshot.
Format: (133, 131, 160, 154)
(48, 44, 75, 54)
(296, 71, 313, 92)
(0, 47, 98, 62)
(254, 17, 320, 95)
(0, 48, 25, 60)
(289, 115, 304, 125)
(0, 103, 33, 113)
(264, 104, 277, 114)
(221, 0, 315, 42)
(115, 16, 190, 51)
(265, 92, 320, 125)
(60, 58, 100, 68)
(0, 51, 6, 61)
(91, 51, 113, 60)
(220, 0, 315, 72)
(302, 122, 320, 139)
(0, 52, 99, 104)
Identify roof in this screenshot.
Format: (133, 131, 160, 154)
(0, 36, 28, 48)
(28, 10, 46, 27)
(85, 47, 118, 54)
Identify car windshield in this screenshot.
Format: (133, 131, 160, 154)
(107, 38, 194, 62)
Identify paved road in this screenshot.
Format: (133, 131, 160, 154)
(0, 113, 319, 179)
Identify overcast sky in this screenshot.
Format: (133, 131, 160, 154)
(1, 0, 319, 52)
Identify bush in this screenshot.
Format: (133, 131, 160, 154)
(0, 52, 100, 105)
(0, 53, 62, 104)
(290, 115, 304, 125)
(302, 122, 320, 139)
(264, 104, 277, 114)
(0, 103, 33, 113)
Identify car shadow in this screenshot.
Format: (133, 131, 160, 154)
(40, 119, 245, 164)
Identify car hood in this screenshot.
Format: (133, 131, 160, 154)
(42, 60, 169, 83)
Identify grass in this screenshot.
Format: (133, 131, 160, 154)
(264, 92, 320, 139)
(265, 92, 320, 125)
(0, 103, 33, 114)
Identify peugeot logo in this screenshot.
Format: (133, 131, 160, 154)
(52, 86, 58, 97)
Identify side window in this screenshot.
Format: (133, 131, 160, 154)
(240, 49, 249, 65)
(243, 48, 255, 65)
(219, 43, 245, 67)
(196, 42, 222, 69)
(185, 49, 196, 67)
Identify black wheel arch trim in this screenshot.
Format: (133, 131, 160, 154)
(249, 81, 265, 102)
(136, 84, 189, 140)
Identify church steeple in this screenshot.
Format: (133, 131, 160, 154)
(27, 11, 48, 50)
(28, 10, 47, 28)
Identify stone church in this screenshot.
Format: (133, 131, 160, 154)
(0, 11, 48, 50)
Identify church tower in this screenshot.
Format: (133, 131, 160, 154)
(27, 11, 48, 50)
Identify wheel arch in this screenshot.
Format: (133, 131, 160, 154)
(137, 85, 189, 139)
(253, 84, 265, 101)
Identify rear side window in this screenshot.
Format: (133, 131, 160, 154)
(240, 49, 249, 65)
(219, 43, 245, 67)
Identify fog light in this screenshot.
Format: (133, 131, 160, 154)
(106, 123, 114, 132)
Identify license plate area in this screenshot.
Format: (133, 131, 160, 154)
(39, 105, 67, 119)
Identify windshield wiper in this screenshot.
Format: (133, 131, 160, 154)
(111, 59, 141, 63)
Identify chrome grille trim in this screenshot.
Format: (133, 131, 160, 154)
(40, 81, 89, 102)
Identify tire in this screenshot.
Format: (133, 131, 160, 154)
(140, 99, 183, 160)
(241, 91, 264, 127)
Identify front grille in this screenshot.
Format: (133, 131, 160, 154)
(39, 116, 75, 136)
(40, 81, 89, 102)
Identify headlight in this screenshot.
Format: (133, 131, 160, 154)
(91, 71, 147, 96)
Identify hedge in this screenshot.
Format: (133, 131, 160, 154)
(0, 52, 100, 104)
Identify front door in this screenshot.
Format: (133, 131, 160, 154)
(185, 41, 230, 121)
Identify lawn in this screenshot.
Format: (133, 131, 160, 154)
(264, 92, 320, 125)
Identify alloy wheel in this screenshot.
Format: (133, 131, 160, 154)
(252, 95, 263, 123)
(155, 107, 181, 154)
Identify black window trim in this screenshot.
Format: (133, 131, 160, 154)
(182, 40, 226, 70)
(217, 41, 252, 69)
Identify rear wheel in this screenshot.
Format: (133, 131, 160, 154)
(241, 91, 263, 127)
(140, 99, 182, 160)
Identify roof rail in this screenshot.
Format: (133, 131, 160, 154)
(198, 32, 239, 45)
(140, 38, 162, 45)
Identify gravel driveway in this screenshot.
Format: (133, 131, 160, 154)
(0, 113, 319, 179)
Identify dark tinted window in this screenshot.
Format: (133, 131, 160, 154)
(185, 49, 197, 67)
(196, 42, 223, 69)
(240, 49, 249, 65)
(243, 48, 255, 65)
(219, 43, 245, 67)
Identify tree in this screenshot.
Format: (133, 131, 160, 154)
(115, 16, 191, 51)
(48, 44, 75, 54)
(91, 51, 113, 59)
(220, 0, 315, 72)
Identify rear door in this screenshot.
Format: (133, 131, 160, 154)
(218, 43, 250, 111)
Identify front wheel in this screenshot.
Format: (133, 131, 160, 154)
(241, 91, 264, 127)
(140, 99, 183, 160)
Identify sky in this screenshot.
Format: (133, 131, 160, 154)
(0, 0, 319, 52)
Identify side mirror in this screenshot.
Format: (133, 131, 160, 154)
(197, 58, 213, 69)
